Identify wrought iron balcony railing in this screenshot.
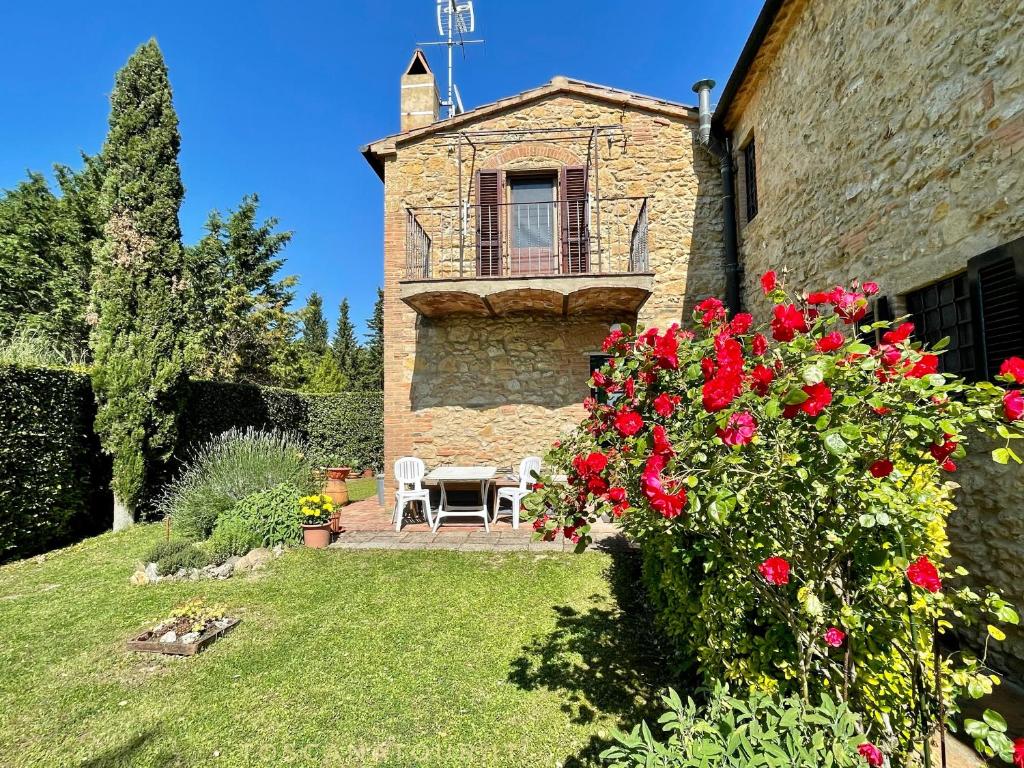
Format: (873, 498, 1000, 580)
(404, 196, 650, 281)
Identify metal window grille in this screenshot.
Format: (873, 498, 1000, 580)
(905, 273, 975, 377)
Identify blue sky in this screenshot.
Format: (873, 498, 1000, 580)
(0, 0, 763, 335)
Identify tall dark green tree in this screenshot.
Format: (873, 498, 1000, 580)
(0, 155, 102, 353)
(331, 297, 359, 381)
(89, 40, 188, 530)
(300, 291, 329, 359)
(183, 194, 296, 384)
(353, 288, 383, 391)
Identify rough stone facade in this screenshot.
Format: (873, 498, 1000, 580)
(721, 0, 1024, 678)
(368, 79, 724, 492)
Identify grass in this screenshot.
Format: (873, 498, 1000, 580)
(0, 525, 674, 767)
(346, 476, 378, 502)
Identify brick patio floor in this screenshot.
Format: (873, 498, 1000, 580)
(330, 496, 624, 552)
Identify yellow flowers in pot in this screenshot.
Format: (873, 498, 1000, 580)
(299, 494, 334, 526)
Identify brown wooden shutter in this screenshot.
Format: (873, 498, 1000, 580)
(475, 170, 503, 276)
(560, 165, 589, 273)
(969, 236, 1024, 379)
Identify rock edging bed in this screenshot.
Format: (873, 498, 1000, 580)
(127, 617, 240, 656)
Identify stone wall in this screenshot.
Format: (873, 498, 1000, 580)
(723, 0, 1024, 679)
(380, 89, 724, 490)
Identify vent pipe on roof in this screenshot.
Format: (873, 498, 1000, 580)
(692, 79, 715, 145)
(691, 78, 741, 315)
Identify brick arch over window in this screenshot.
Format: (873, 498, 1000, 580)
(480, 142, 584, 170)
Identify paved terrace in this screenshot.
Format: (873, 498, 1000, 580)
(329, 497, 624, 552)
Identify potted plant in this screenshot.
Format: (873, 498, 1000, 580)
(325, 467, 351, 481)
(299, 494, 334, 548)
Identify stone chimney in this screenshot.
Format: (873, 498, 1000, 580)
(401, 49, 439, 132)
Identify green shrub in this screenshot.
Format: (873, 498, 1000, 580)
(157, 428, 317, 539)
(207, 511, 261, 562)
(231, 482, 303, 547)
(303, 391, 383, 471)
(601, 685, 869, 767)
(143, 538, 192, 564)
(156, 544, 210, 576)
(0, 363, 110, 563)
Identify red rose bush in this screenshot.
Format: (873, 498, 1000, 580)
(525, 273, 1023, 765)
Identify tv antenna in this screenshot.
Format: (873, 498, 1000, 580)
(418, 1, 483, 119)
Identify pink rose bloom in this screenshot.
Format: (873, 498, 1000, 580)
(758, 557, 790, 585)
(824, 627, 846, 647)
(1004, 390, 1024, 422)
(716, 411, 757, 447)
(858, 742, 884, 766)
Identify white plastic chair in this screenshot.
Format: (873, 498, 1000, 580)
(393, 457, 433, 532)
(493, 456, 541, 529)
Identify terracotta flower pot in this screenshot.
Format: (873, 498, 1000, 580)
(361, 468, 374, 478)
(326, 467, 351, 481)
(302, 523, 331, 549)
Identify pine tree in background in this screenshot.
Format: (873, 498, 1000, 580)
(184, 194, 296, 384)
(304, 351, 348, 393)
(89, 40, 188, 530)
(353, 287, 383, 391)
(299, 291, 329, 373)
(331, 298, 359, 382)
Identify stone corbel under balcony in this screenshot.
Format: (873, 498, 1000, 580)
(399, 272, 654, 318)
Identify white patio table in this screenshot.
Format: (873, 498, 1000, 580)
(426, 466, 497, 532)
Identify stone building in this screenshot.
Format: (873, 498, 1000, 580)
(362, 52, 725, 489)
(363, 0, 1022, 675)
(711, 0, 1024, 677)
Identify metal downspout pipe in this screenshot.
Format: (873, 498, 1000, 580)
(692, 79, 742, 315)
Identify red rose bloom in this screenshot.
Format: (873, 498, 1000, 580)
(879, 345, 903, 367)
(614, 410, 644, 436)
(730, 312, 754, 335)
(761, 270, 777, 295)
(858, 742, 884, 767)
(800, 382, 833, 417)
(863, 281, 879, 295)
(624, 377, 636, 399)
(929, 434, 958, 463)
(906, 354, 939, 378)
(652, 326, 680, 369)
(759, 557, 790, 585)
(771, 304, 809, 342)
(829, 286, 868, 324)
(702, 372, 743, 412)
(701, 356, 716, 380)
(1000, 357, 1024, 384)
(607, 486, 627, 503)
(695, 297, 726, 327)
(752, 333, 768, 356)
(749, 363, 775, 396)
(587, 475, 609, 495)
(1004, 390, 1024, 422)
(585, 452, 608, 475)
(882, 321, 914, 344)
(652, 424, 675, 456)
(591, 370, 607, 388)
(641, 455, 687, 519)
(717, 411, 757, 446)
(907, 555, 942, 593)
(602, 328, 625, 352)
(869, 459, 894, 478)
(653, 392, 679, 417)
(815, 331, 845, 353)
(806, 291, 831, 305)
(824, 627, 846, 648)
(1012, 737, 1024, 768)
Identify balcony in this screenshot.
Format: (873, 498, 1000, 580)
(400, 196, 652, 318)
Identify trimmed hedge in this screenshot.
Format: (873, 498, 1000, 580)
(180, 381, 383, 471)
(0, 365, 382, 562)
(0, 364, 110, 562)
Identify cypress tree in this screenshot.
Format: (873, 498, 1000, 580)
(300, 292, 329, 359)
(89, 40, 187, 530)
(354, 288, 383, 391)
(331, 297, 358, 381)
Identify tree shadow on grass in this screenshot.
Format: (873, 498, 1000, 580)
(508, 543, 689, 767)
(77, 726, 178, 768)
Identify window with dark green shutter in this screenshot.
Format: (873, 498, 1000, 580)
(968, 236, 1024, 379)
(905, 273, 975, 378)
(743, 138, 758, 222)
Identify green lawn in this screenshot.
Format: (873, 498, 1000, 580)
(0, 525, 673, 767)
(346, 476, 378, 502)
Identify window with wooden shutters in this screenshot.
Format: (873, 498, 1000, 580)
(475, 169, 502, 277)
(968, 235, 1024, 380)
(906, 273, 976, 378)
(743, 138, 758, 222)
(559, 165, 589, 273)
